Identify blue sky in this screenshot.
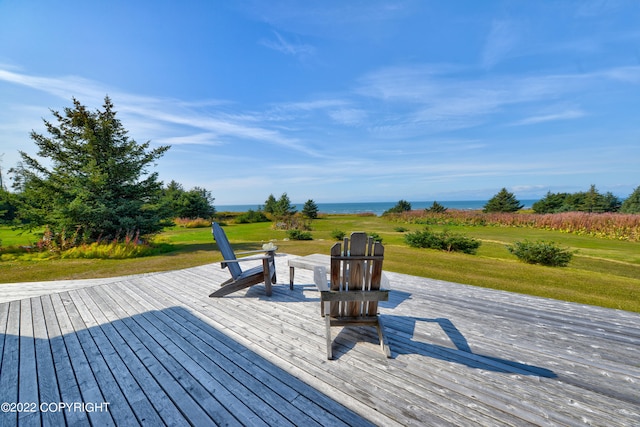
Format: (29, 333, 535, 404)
(1, 0, 639, 206)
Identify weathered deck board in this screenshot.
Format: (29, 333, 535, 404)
(75, 287, 187, 426)
(1, 301, 20, 427)
(0, 254, 639, 426)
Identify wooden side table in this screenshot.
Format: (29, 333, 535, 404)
(287, 254, 331, 289)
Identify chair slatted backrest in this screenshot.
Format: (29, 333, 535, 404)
(329, 232, 384, 318)
(212, 222, 242, 279)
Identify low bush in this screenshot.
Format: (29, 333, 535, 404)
(174, 217, 211, 228)
(331, 229, 346, 240)
(405, 228, 481, 254)
(506, 240, 574, 267)
(274, 216, 312, 231)
(235, 210, 270, 224)
(368, 232, 383, 243)
(287, 229, 313, 240)
(61, 240, 171, 259)
(1, 238, 172, 261)
(60, 242, 153, 259)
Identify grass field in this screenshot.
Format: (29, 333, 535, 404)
(1, 214, 639, 312)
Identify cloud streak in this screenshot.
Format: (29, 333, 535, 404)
(0, 68, 322, 156)
(350, 63, 640, 137)
(260, 31, 315, 57)
(512, 109, 586, 126)
(481, 20, 520, 69)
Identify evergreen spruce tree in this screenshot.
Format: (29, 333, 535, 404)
(275, 193, 297, 217)
(160, 181, 215, 219)
(383, 199, 412, 215)
(263, 194, 277, 214)
(11, 96, 170, 244)
(580, 185, 605, 213)
(302, 199, 319, 219)
(620, 186, 640, 213)
(483, 188, 523, 213)
(425, 201, 447, 213)
(532, 192, 569, 213)
(0, 188, 18, 223)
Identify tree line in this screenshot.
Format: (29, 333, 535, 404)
(382, 186, 640, 215)
(444, 186, 639, 214)
(532, 185, 639, 214)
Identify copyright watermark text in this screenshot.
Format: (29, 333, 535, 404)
(1, 401, 110, 413)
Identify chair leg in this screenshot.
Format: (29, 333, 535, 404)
(262, 258, 272, 297)
(325, 316, 333, 359)
(377, 318, 391, 358)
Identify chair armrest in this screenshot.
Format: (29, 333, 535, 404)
(313, 266, 330, 291)
(221, 255, 272, 263)
(380, 272, 391, 290)
(236, 243, 277, 256)
(235, 249, 274, 255)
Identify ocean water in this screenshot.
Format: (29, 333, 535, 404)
(217, 200, 539, 216)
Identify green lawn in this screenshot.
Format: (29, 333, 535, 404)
(1, 216, 639, 313)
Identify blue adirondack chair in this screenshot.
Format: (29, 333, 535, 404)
(210, 222, 277, 297)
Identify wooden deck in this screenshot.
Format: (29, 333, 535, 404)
(1, 254, 638, 426)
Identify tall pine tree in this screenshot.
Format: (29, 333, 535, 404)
(483, 188, 523, 213)
(621, 186, 640, 213)
(11, 96, 170, 244)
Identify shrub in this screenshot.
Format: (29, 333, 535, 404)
(368, 232, 383, 243)
(235, 210, 269, 224)
(273, 216, 311, 230)
(287, 229, 313, 240)
(441, 233, 481, 254)
(506, 240, 574, 267)
(394, 226, 408, 232)
(405, 228, 481, 254)
(425, 201, 447, 213)
(331, 230, 346, 240)
(405, 229, 442, 249)
(383, 199, 412, 215)
(174, 217, 211, 228)
(61, 241, 151, 259)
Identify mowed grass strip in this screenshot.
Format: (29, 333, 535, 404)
(1, 215, 639, 312)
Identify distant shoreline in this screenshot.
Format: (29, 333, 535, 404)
(217, 200, 539, 216)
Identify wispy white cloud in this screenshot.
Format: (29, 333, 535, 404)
(156, 132, 225, 146)
(279, 99, 347, 111)
(260, 31, 315, 57)
(575, 0, 625, 17)
(481, 20, 520, 69)
(240, 0, 414, 40)
(512, 109, 586, 126)
(328, 108, 367, 125)
(0, 67, 322, 156)
(602, 65, 640, 84)
(355, 65, 449, 101)
(351, 63, 640, 137)
(0, 69, 107, 103)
